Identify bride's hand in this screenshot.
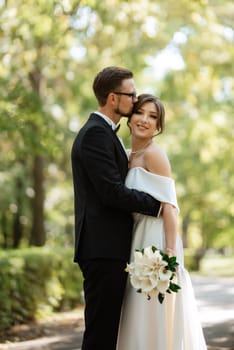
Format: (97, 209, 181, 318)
(164, 247, 179, 273)
(164, 247, 176, 257)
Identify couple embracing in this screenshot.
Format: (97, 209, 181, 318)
(71, 66, 207, 350)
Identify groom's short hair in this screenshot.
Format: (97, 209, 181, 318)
(93, 66, 133, 106)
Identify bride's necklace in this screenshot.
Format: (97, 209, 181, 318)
(130, 140, 152, 156)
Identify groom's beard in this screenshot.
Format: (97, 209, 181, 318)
(114, 103, 133, 118)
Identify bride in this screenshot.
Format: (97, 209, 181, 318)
(117, 94, 207, 350)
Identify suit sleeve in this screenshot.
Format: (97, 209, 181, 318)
(80, 126, 161, 216)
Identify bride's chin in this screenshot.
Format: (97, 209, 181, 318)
(134, 134, 152, 142)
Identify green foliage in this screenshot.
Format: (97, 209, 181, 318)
(184, 248, 206, 271)
(0, 0, 233, 250)
(200, 253, 234, 277)
(0, 247, 83, 331)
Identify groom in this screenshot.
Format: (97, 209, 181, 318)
(71, 66, 161, 350)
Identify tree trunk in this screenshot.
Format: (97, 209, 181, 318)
(1, 212, 9, 248)
(13, 213, 23, 248)
(30, 155, 45, 246)
(28, 68, 46, 246)
(12, 176, 24, 248)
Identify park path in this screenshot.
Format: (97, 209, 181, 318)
(192, 275, 234, 350)
(0, 275, 233, 350)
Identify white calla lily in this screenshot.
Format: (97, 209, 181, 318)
(159, 267, 173, 281)
(157, 279, 170, 294)
(126, 245, 180, 303)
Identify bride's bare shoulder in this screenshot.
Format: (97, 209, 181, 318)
(144, 143, 171, 177)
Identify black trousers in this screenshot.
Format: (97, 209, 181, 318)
(78, 259, 128, 350)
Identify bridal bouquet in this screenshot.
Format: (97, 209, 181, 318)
(126, 246, 181, 304)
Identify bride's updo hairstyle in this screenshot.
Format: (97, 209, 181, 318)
(129, 93, 165, 135)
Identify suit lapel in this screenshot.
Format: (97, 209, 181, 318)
(112, 131, 128, 159)
(89, 113, 128, 161)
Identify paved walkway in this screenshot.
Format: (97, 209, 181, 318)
(0, 275, 233, 350)
(192, 275, 234, 350)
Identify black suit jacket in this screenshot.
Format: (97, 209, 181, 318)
(71, 113, 160, 262)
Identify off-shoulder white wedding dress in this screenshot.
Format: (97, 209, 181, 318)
(117, 167, 207, 350)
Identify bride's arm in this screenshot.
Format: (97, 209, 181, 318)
(145, 146, 178, 256)
(162, 204, 178, 256)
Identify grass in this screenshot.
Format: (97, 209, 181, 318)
(198, 254, 234, 277)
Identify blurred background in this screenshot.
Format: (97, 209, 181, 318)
(0, 0, 233, 332)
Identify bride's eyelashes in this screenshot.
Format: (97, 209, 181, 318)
(134, 110, 158, 120)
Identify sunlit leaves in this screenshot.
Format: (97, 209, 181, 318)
(0, 0, 233, 249)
